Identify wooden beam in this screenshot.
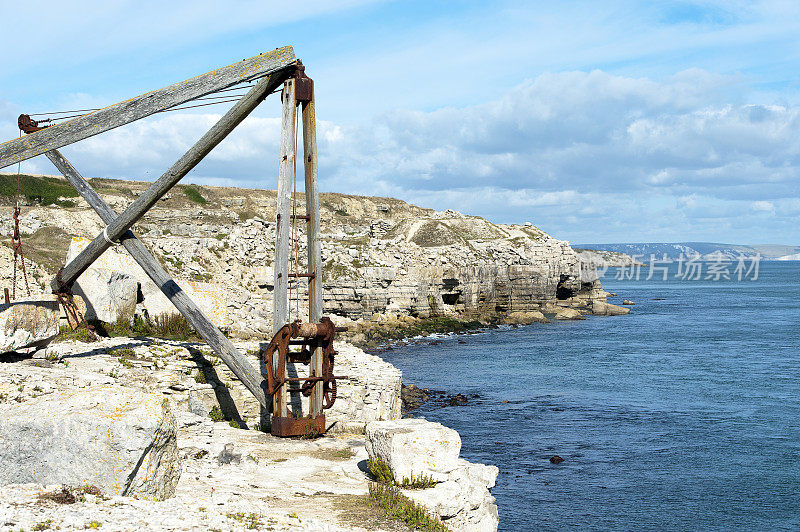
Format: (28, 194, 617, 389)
(0, 47, 296, 169)
(301, 94, 324, 416)
(272, 79, 296, 417)
(45, 149, 268, 408)
(52, 69, 289, 294)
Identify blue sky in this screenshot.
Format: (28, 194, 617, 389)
(1, 0, 799, 244)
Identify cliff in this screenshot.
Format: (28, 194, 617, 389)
(0, 174, 620, 338)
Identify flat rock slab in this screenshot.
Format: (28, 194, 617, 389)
(0, 385, 180, 500)
(0, 299, 60, 354)
(366, 418, 461, 482)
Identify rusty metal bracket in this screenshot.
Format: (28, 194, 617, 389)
(293, 60, 313, 104)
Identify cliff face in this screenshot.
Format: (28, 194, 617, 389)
(0, 176, 608, 334)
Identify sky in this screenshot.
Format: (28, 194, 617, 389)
(1, 0, 799, 244)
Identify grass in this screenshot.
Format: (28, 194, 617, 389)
(55, 324, 97, 343)
(8, 226, 72, 274)
(209, 406, 225, 422)
(183, 186, 208, 204)
(349, 316, 487, 349)
(98, 313, 198, 341)
(0, 174, 78, 206)
(368, 458, 436, 489)
(226, 512, 262, 529)
(109, 347, 135, 358)
(367, 482, 449, 532)
(367, 458, 394, 483)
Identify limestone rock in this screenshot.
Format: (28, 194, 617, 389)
(622, 299, 635, 305)
(0, 385, 181, 500)
(554, 307, 586, 320)
(592, 301, 631, 316)
(0, 299, 60, 353)
(366, 419, 498, 531)
(504, 310, 549, 325)
(365, 418, 461, 482)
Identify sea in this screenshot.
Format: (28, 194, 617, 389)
(377, 261, 800, 531)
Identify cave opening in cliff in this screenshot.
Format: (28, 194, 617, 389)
(556, 275, 576, 300)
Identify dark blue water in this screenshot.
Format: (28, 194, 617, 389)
(377, 262, 800, 531)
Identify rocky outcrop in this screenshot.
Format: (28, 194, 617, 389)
(0, 382, 180, 500)
(0, 336, 493, 531)
(591, 300, 631, 316)
(1, 178, 623, 336)
(366, 419, 462, 483)
(574, 248, 640, 268)
(0, 299, 60, 353)
(366, 419, 499, 532)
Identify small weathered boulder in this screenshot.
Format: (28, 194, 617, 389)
(65, 239, 138, 323)
(622, 300, 635, 305)
(504, 310, 549, 325)
(366, 418, 461, 482)
(554, 307, 586, 320)
(550, 455, 564, 464)
(0, 385, 180, 499)
(592, 301, 630, 316)
(0, 299, 60, 354)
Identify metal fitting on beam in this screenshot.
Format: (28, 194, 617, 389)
(293, 61, 314, 104)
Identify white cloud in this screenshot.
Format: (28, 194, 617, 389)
(6, 67, 800, 244)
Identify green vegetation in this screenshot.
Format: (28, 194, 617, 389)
(98, 313, 198, 341)
(367, 482, 449, 532)
(7, 226, 72, 274)
(55, 324, 97, 343)
(194, 370, 207, 384)
(349, 316, 487, 349)
(33, 520, 54, 531)
(368, 458, 436, 489)
(367, 458, 394, 483)
(0, 174, 79, 206)
(226, 512, 262, 529)
(322, 260, 355, 280)
(109, 347, 135, 358)
(228, 420, 241, 428)
(183, 186, 207, 204)
(209, 406, 225, 422)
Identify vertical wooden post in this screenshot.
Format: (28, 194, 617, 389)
(302, 93, 324, 416)
(272, 79, 296, 418)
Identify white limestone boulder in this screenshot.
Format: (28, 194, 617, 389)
(0, 299, 60, 353)
(554, 307, 586, 320)
(403, 464, 500, 532)
(592, 301, 631, 316)
(365, 418, 461, 482)
(0, 385, 181, 500)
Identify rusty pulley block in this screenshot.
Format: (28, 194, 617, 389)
(18, 114, 50, 134)
(262, 316, 347, 437)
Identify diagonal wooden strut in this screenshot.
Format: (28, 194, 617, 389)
(45, 149, 268, 408)
(0, 46, 296, 169)
(52, 68, 291, 295)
